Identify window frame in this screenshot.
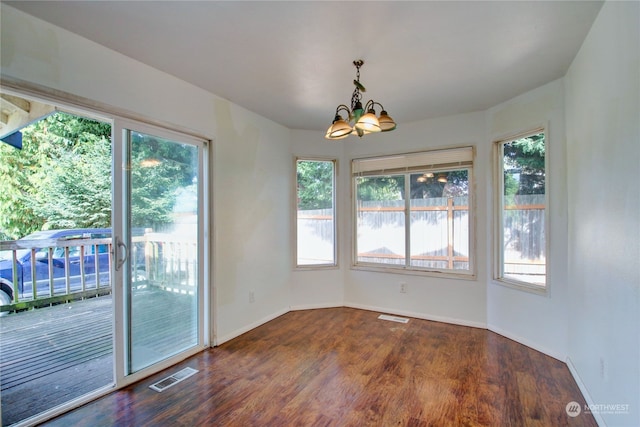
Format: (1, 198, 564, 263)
(351, 146, 476, 279)
(294, 157, 338, 270)
(493, 127, 549, 294)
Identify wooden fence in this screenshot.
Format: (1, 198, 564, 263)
(298, 195, 545, 275)
(356, 196, 469, 270)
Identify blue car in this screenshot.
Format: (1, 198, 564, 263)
(0, 228, 114, 307)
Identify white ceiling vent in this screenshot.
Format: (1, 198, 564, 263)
(378, 314, 409, 324)
(149, 367, 198, 392)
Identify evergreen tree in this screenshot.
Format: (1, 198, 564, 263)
(0, 112, 196, 239)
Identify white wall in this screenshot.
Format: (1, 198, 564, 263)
(0, 5, 293, 345)
(564, 2, 640, 426)
(212, 101, 292, 344)
(485, 79, 569, 360)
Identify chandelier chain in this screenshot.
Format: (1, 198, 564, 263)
(351, 88, 361, 112)
(351, 60, 363, 112)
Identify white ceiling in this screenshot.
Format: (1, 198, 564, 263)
(5, 1, 603, 131)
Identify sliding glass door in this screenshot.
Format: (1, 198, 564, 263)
(114, 122, 207, 377)
(0, 89, 208, 424)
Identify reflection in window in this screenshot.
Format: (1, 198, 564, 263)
(353, 147, 474, 275)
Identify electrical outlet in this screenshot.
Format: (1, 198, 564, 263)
(249, 290, 255, 303)
(399, 282, 407, 293)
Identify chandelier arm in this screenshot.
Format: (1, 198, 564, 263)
(335, 104, 351, 120)
(364, 100, 385, 112)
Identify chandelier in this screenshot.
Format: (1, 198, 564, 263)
(325, 60, 396, 140)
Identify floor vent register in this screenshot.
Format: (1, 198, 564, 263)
(378, 314, 410, 324)
(149, 367, 199, 392)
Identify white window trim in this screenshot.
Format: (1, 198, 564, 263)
(293, 156, 338, 270)
(351, 146, 476, 280)
(493, 126, 549, 295)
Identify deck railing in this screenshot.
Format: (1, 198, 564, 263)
(0, 234, 197, 313)
(0, 238, 114, 312)
(141, 233, 198, 294)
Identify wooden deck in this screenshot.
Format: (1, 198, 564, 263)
(1, 295, 113, 426)
(0, 289, 196, 426)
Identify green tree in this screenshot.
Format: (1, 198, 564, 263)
(0, 112, 196, 239)
(296, 160, 334, 210)
(130, 132, 197, 229)
(503, 133, 545, 197)
(26, 114, 112, 230)
(356, 176, 403, 202)
(0, 112, 112, 239)
(356, 170, 469, 202)
(0, 123, 46, 239)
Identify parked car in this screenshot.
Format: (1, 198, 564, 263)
(0, 228, 152, 305)
(0, 228, 147, 309)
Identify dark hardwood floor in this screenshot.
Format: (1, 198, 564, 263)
(42, 307, 596, 426)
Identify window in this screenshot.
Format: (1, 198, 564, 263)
(495, 130, 546, 290)
(296, 159, 336, 267)
(353, 147, 474, 276)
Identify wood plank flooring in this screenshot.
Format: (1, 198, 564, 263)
(42, 307, 597, 427)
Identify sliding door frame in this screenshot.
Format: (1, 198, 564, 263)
(112, 118, 210, 387)
(1, 78, 212, 422)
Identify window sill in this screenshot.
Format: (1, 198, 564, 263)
(351, 263, 476, 281)
(492, 278, 548, 296)
(294, 264, 339, 272)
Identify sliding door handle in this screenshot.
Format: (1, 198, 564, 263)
(113, 236, 128, 271)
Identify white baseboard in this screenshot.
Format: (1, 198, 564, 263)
(566, 357, 606, 427)
(488, 323, 565, 362)
(344, 302, 487, 329)
(290, 302, 343, 311)
(215, 307, 289, 346)
(214, 303, 485, 346)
